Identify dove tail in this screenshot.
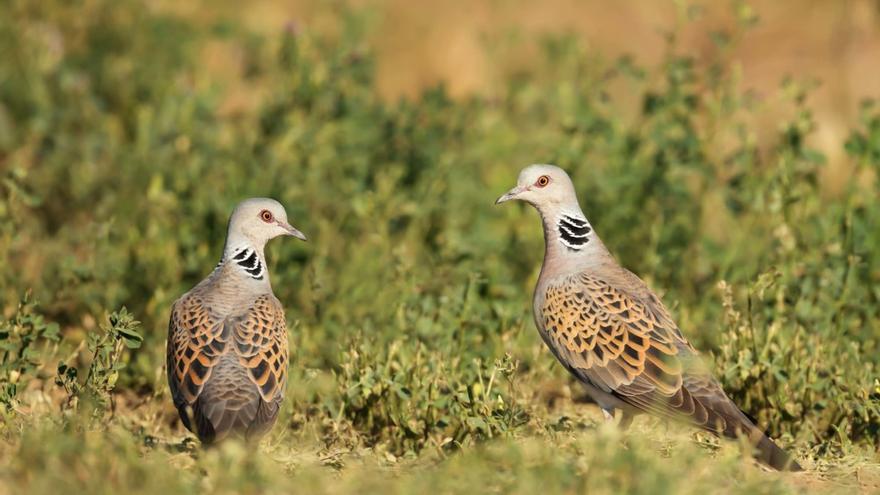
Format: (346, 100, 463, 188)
(751, 430, 802, 471)
(727, 410, 802, 471)
(697, 394, 802, 471)
(186, 354, 267, 444)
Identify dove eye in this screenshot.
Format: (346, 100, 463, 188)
(536, 175, 550, 187)
(260, 210, 274, 223)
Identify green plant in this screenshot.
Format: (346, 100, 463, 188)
(325, 337, 527, 457)
(55, 308, 142, 418)
(0, 0, 878, 492)
(0, 293, 59, 412)
(845, 99, 880, 168)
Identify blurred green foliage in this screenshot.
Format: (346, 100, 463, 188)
(0, 0, 878, 493)
(0, 293, 59, 412)
(55, 308, 141, 419)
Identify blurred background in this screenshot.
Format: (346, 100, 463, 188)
(0, 0, 879, 493)
(164, 0, 880, 186)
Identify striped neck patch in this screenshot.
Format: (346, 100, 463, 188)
(557, 215, 592, 250)
(227, 247, 265, 280)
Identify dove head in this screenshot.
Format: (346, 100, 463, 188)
(496, 164, 599, 257)
(495, 164, 582, 211)
(224, 198, 307, 252)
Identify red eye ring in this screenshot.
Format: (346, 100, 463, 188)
(260, 210, 274, 223)
(536, 175, 550, 187)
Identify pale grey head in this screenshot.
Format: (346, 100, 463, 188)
(495, 164, 580, 210)
(496, 164, 600, 258)
(217, 198, 307, 282)
(224, 198, 306, 251)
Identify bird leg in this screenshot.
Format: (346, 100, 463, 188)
(602, 408, 635, 431)
(601, 408, 615, 423)
(617, 411, 634, 431)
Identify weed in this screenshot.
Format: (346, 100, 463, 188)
(0, 294, 60, 412)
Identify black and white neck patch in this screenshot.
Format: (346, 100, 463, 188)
(229, 247, 264, 280)
(557, 215, 591, 250)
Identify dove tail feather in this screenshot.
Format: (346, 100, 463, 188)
(719, 408, 802, 471)
(191, 399, 219, 444)
(752, 430, 803, 471)
(184, 355, 271, 444)
(658, 385, 802, 471)
(187, 387, 265, 445)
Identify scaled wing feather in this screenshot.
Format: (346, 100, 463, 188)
(167, 292, 289, 441)
(540, 273, 739, 434)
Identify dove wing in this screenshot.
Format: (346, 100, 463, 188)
(166, 292, 289, 442)
(539, 272, 750, 434)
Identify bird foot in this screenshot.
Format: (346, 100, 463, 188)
(601, 408, 635, 431)
(601, 408, 615, 423)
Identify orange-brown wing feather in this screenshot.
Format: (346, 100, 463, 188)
(540, 273, 734, 431)
(540, 272, 802, 470)
(232, 294, 289, 405)
(166, 293, 289, 441)
(167, 293, 228, 409)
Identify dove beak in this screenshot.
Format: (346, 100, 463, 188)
(495, 185, 527, 205)
(278, 221, 308, 241)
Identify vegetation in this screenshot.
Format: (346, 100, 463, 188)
(0, 0, 878, 493)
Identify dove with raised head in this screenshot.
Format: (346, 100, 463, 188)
(496, 164, 801, 471)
